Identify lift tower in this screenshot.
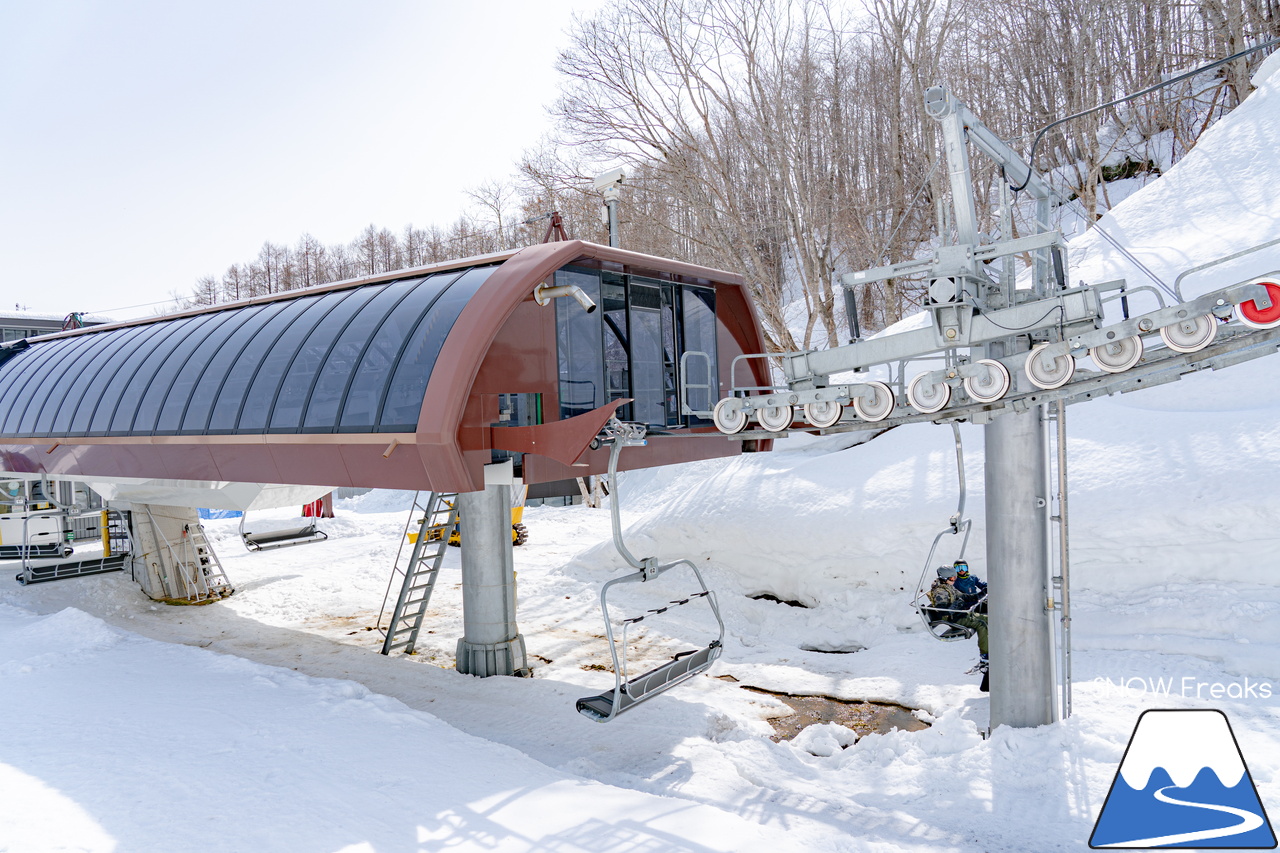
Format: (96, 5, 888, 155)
(927, 87, 1057, 727)
(706, 85, 1280, 729)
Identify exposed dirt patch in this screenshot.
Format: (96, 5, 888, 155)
(744, 686, 929, 742)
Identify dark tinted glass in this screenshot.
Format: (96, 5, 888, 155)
(208, 296, 323, 432)
(601, 280, 631, 420)
(109, 316, 210, 432)
(377, 266, 494, 430)
(268, 286, 381, 431)
(0, 340, 68, 434)
(36, 331, 120, 434)
(629, 285, 664, 427)
(11, 335, 103, 434)
(0, 345, 42, 417)
(555, 269, 604, 419)
(132, 312, 231, 433)
(680, 286, 718, 423)
(338, 272, 463, 431)
(301, 279, 420, 431)
(74, 324, 167, 433)
(237, 292, 351, 431)
(156, 305, 264, 433)
(182, 301, 290, 433)
(0, 343, 58, 433)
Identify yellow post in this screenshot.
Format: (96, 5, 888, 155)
(101, 510, 111, 558)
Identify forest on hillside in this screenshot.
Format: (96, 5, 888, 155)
(183, 0, 1279, 351)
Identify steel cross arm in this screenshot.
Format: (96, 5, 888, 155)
(782, 288, 1101, 384)
(841, 231, 1065, 292)
(842, 255, 937, 289)
(923, 86, 1057, 202)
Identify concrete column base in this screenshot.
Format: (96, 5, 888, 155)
(455, 635, 530, 678)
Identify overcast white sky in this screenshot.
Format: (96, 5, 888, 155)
(1, 0, 602, 320)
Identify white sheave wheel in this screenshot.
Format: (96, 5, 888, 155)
(1159, 314, 1217, 353)
(804, 400, 844, 429)
(712, 398, 748, 434)
(1089, 336, 1143, 373)
(962, 359, 1011, 403)
(852, 381, 895, 422)
(756, 404, 794, 432)
(1024, 344, 1075, 390)
(907, 372, 951, 414)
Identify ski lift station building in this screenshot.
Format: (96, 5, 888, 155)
(0, 241, 771, 497)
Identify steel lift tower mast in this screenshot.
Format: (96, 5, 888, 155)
(927, 87, 1057, 727)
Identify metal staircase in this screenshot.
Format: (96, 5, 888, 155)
(377, 492, 459, 655)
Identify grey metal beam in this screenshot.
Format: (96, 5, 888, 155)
(984, 400, 1055, 728)
(456, 465, 529, 677)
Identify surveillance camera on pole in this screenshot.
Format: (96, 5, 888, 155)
(593, 168, 626, 247)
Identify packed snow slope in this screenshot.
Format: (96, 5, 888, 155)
(3, 55, 1280, 853)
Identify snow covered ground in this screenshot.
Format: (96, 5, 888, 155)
(3, 52, 1280, 853)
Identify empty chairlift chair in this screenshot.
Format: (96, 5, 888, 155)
(238, 505, 329, 553)
(575, 419, 725, 722)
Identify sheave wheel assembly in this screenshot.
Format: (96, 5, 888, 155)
(804, 400, 844, 428)
(1089, 335, 1143, 373)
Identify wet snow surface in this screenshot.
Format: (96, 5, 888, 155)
(4, 60, 1280, 853)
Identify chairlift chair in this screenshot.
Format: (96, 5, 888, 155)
(239, 509, 328, 552)
(910, 424, 985, 641)
(575, 419, 726, 722)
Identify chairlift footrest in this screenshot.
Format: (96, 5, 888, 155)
(576, 642, 722, 722)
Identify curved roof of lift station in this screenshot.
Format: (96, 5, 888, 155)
(0, 241, 770, 493)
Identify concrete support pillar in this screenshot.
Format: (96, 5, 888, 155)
(456, 463, 529, 677)
(985, 405, 1055, 728)
(130, 504, 233, 604)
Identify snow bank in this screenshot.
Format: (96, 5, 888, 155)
(0, 605, 801, 853)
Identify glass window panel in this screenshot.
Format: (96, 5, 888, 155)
(555, 269, 604, 420)
(302, 279, 421, 431)
(680, 286, 718, 424)
(0, 357, 38, 432)
(37, 331, 121, 434)
(10, 335, 103, 435)
(376, 266, 494, 431)
(601, 279, 631, 420)
(207, 296, 323, 432)
(237, 291, 352, 431)
(155, 304, 265, 433)
(337, 272, 463, 431)
(0, 344, 58, 434)
(660, 284, 679, 427)
(268, 285, 382, 432)
(131, 312, 230, 433)
(628, 283, 665, 428)
(182, 300, 290, 433)
(73, 324, 167, 434)
(0, 345, 46, 417)
(109, 317, 209, 433)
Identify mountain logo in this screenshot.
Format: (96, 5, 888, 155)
(1091, 709, 1277, 848)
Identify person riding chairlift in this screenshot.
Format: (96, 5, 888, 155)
(952, 559, 987, 612)
(927, 566, 988, 684)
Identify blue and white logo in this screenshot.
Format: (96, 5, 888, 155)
(1091, 709, 1276, 848)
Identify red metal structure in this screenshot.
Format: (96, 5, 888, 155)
(0, 241, 770, 494)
